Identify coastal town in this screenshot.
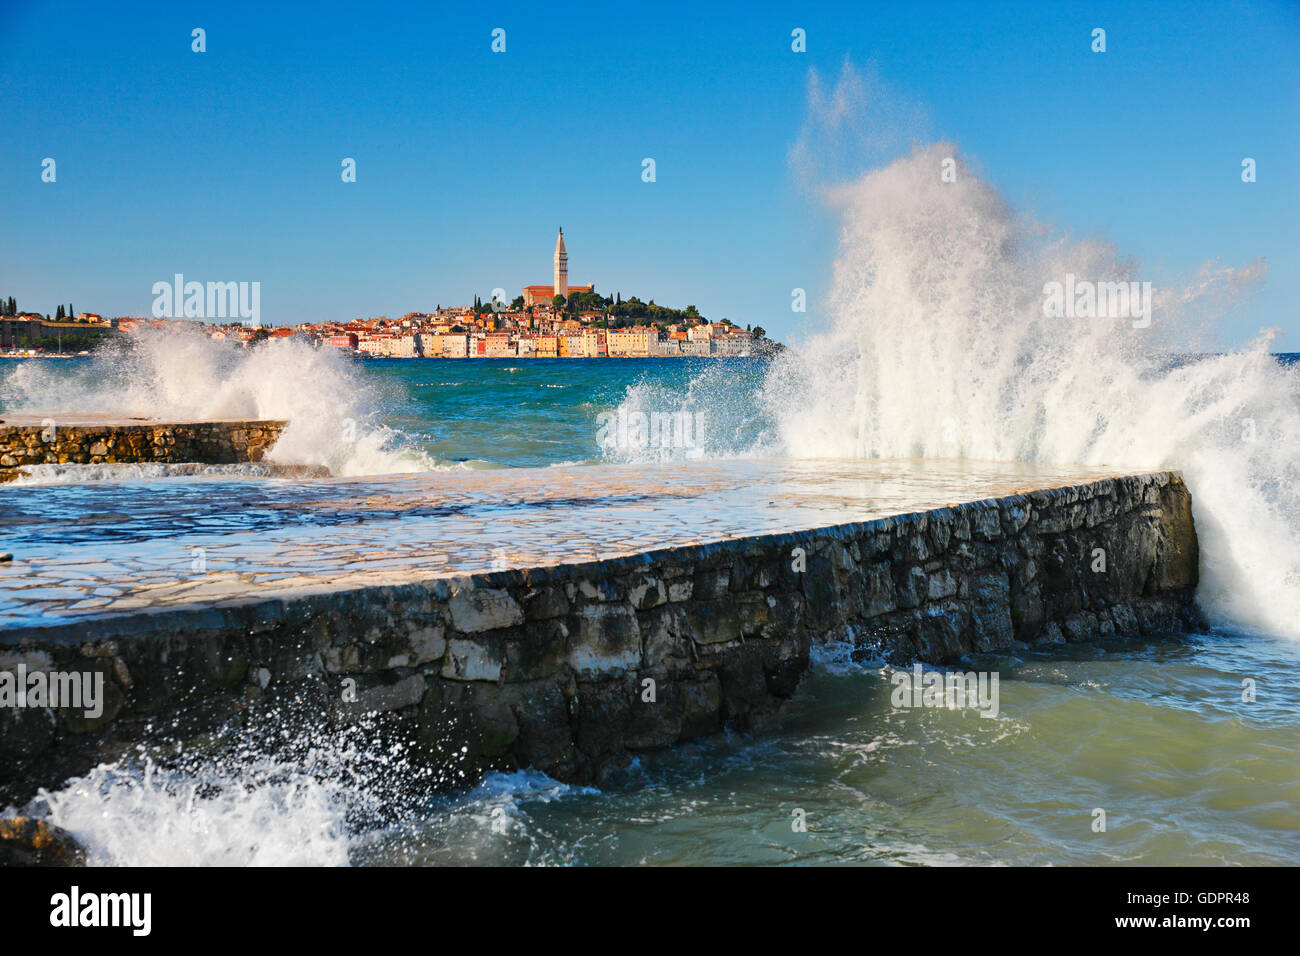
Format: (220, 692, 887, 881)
(0, 231, 776, 359)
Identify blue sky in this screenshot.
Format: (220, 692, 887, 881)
(1, 0, 1296, 346)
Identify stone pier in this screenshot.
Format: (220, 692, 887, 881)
(0, 416, 287, 482)
(0, 459, 1202, 804)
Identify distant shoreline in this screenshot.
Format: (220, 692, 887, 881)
(0, 350, 782, 361)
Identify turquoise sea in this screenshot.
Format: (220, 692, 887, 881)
(2, 350, 1297, 866)
(362, 356, 771, 469)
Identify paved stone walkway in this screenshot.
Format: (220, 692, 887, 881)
(0, 458, 1135, 629)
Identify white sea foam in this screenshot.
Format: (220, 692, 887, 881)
(1, 329, 436, 478)
(764, 138, 1298, 637)
(29, 758, 353, 867)
(8, 461, 295, 485)
(20, 755, 591, 867)
(16, 713, 465, 867)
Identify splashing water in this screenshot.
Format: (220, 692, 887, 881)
(766, 141, 1298, 638)
(600, 359, 775, 464)
(22, 747, 592, 867)
(32, 757, 354, 867)
(16, 713, 469, 866)
(609, 134, 1299, 637)
(608, 64, 1300, 637)
(0, 328, 436, 477)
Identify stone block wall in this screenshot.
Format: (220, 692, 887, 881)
(0, 420, 287, 481)
(0, 471, 1202, 804)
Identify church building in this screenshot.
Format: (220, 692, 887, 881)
(522, 228, 594, 307)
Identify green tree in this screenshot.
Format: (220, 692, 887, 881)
(552, 294, 566, 311)
(752, 326, 766, 339)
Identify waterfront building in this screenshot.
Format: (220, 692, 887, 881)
(651, 336, 681, 356)
(608, 328, 651, 357)
(485, 332, 514, 357)
(713, 337, 751, 357)
(441, 333, 470, 358)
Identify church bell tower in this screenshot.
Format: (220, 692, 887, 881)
(553, 227, 568, 301)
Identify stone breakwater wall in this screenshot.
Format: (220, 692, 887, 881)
(0, 420, 287, 481)
(0, 472, 1202, 803)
